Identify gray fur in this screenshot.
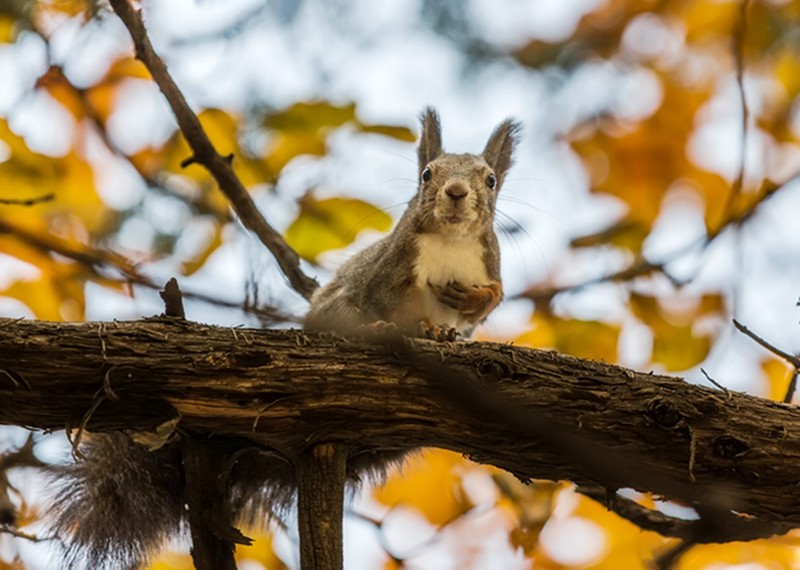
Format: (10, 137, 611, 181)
(306, 108, 520, 335)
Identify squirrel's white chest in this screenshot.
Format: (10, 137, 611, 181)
(413, 233, 489, 329)
(414, 233, 489, 286)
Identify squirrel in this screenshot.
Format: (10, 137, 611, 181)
(46, 108, 520, 569)
(306, 107, 520, 340)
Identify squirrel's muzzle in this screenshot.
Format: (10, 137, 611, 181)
(445, 182, 468, 202)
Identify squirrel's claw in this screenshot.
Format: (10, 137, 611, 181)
(418, 321, 460, 342)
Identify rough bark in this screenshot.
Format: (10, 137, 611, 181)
(1, 317, 799, 542)
(297, 443, 348, 570)
(183, 438, 247, 570)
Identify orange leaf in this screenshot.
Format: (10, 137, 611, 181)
(373, 450, 473, 526)
(761, 357, 794, 403)
(629, 292, 724, 371)
(515, 314, 621, 362)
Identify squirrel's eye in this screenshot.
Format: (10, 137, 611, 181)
(421, 167, 432, 183)
(486, 173, 497, 189)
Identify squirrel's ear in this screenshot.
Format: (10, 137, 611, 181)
(418, 107, 443, 173)
(483, 119, 521, 188)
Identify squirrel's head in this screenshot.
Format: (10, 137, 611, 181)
(415, 107, 521, 235)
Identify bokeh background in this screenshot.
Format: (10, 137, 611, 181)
(1, 0, 800, 568)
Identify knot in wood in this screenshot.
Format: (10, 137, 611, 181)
(733, 466, 760, 485)
(713, 435, 750, 459)
(475, 358, 509, 382)
(647, 397, 684, 429)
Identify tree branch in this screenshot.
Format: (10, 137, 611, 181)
(1, 317, 800, 542)
(0, 217, 293, 323)
(108, 0, 318, 300)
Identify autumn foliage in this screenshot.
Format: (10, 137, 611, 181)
(1, 0, 800, 569)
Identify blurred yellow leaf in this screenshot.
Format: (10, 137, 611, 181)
(570, 74, 730, 250)
(384, 559, 402, 570)
(0, 118, 101, 231)
(373, 450, 472, 526)
(571, 494, 666, 569)
(285, 194, 392, 263)
(0, 220, 130, 322)
(678, 0, 737, 45)
(762, 357, 794, 403)
(264, 101, 415, 176)
(515, 314, 620, 362)
(145, 552, 195, 570)
(235, 530, 287, 569)
(494, 473, 560, 555)
(630, 292, 723, 371)
(0, 15, 16, 42)
(136, 109, 267, 198)
(32, 0, 101, 22)
(358, 123, 415, 142)
(103, 56, 151, 82)
(513, 0, 651, 69)
(83, 57, 151, 123)
(774, 49, 800, 101)
(265, 130, 327, 176)
(570, 220, 650, 251)
(677, 532, 800, 569)
(4, 264, 85, 321)
(35, 65, 86, 122)
(180, 221, 223, 276)
(265, 101, 358, 132)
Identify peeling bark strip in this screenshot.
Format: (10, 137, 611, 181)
(1, 317, 800, 541)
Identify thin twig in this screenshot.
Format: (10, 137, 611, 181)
(520, 173, 793, 303)
(0, 193, 55, 206)
(700, 368, 729, 395)
(719, 0, 750, 230)
(654, 540, 695, 570)
(733, 320, 800, 368)
(784, 371, 798, 404)
(108, 0, 318, 300)
(0, 525, 56, 543)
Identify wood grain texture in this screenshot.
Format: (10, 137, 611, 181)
(1, 317, 799, 541)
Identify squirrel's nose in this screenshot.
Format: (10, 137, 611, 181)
(445, 184, 467, 202)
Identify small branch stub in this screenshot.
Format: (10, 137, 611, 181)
(160, 278, 186, 319)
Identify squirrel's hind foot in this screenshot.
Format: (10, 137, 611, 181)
(418, 321, 460, 342)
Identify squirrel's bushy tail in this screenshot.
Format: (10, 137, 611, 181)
(47, 433, 302, 569)
(47, 432, 408, 568)
(49, 433, 185, 569)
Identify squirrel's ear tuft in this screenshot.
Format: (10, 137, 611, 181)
(418, 107, 443, 174)
(482, 119, 521, 188)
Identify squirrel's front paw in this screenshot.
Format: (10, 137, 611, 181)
(429, 281, 501, 318)
(418, 321, 460, 342)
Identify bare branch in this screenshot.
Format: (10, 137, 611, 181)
(0, 525, 55, 543)
(520, 174, 793, 303)
(0, 217, 295, 323)
(108, 0, 318, 300)
(720, 0, 751, 229)
(0, 193, 55, 206)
